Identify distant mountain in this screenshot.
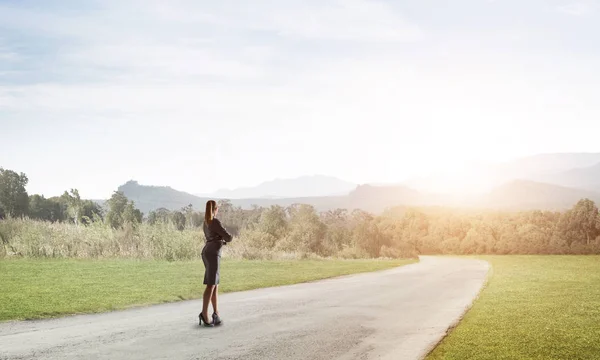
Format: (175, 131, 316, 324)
(506, 153, 600, 177)
(116, 180, 349, 214)
(200, 175, 356, 199)
(112, 179, 600, 214)
(345, 184, 431, 213)
(405, 153, 600, 194)
(118, 181, 211, 213)
(116, 179, 459, 214)
(479, 180, 600, 210)
(528, 162, 600, 192)
(116, 180, 430, 214)
(112, 153, 600, 214)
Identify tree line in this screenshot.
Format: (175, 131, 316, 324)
(3, 166, 600, 258)
(0, 168, 102, 223)
(0, 168, 143, 227)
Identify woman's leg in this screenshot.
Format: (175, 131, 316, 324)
(202, 285, 215, 321)
(211, 285, 219, 316)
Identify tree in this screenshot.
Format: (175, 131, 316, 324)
(516, 223, 546, 254)
(148, 208, 171, 225)
(28, 194, 45, 220)
(0, 168, 29, 217)
(81, 200, 103, 223)
(29, 194, 65, 222)
(171, 211, 186, 231)
(558, 199, 600, 246)
(123, 201, 143, 226)
(105, 191, 129, 228)
(105, 191, 142, 228)
(400, 209, 429, 254)
(191, 211, 204, 228)
(351, 210, 379, 257)
(217, 199, 234, 214)
(47, 196, 68, 221)
(321, 209, 352, 254)
(278, 204, 326, 254)
(257, 205, 288, 240)
(181, 204, 196, 228)
(61, 189, 83, 225)
(215, 200, 245, 235)
(571, 199, 600, 246)
(237, 206, 286, 251)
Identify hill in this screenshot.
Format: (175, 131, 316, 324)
(117, 180, 346, 213)
(115, 179, 600, 214)
(404, 153, 600, 193)
(506, 153, 600, 177)
(112, 154, 600, 214)
(479, 180, 600, 210)
(199, 175, 356, 199)
(528, 162, 600, 192)
(116, 180, 428, 214)
(116, 180, 456, 214)
(117, 181, 210, 213)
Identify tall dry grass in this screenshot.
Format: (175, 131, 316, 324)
(0, 218, 203, 260)
(0, 218, 376, 261)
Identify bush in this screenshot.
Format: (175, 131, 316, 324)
(337, 245, 370, 259)
(379, 245, 402, 259)
(440, 237, 461, 254)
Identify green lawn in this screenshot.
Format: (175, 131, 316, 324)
(0, 258, 416, 321)
(428, 256, 600, 360)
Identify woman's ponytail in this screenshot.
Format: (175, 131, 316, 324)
(205, 200, 217, 225)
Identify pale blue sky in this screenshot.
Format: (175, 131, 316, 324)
(1, 0, 599, 198)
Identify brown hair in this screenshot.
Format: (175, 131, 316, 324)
(204, 200, 217, 225)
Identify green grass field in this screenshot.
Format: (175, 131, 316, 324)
(0, 258, 416, 321)
(428, 256, 600, 360)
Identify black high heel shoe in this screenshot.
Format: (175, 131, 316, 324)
(199, 313, 214, 327)
(212, 313, 223, 326)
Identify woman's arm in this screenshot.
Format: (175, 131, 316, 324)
(212, 219, 233, 243)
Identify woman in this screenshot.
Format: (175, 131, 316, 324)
(199, 200, 233, 327)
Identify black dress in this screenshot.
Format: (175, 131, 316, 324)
(202, 218, 232, 285)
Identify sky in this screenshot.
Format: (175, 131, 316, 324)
(1, 0, 600, 199)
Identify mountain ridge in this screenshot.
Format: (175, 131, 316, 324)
(197, 175, 356, 199)
(107, 153, 600, 214)
(113, 179, 600, 214)
(528, 162, 600, 192)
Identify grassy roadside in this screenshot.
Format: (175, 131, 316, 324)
(427, 256, 600, 360)
(0, 258, 416, 321)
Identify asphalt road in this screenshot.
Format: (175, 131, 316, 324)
(0, 256, 489, 360)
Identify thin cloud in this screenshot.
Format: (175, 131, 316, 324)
(0, 0, 422, 89)
(2, 0, 600, 198)
(0, 51, 19, 61)
(265, 0, 423, 42)
(63, 44, 264, 80)
(555, 2, 595, 16)
(139, 0, 423, 43)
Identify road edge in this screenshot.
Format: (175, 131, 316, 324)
(421, 257, 492, 360)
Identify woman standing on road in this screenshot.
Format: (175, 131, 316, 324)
(199, 200, 233, 327)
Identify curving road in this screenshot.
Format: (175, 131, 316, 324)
(0, 256, 489, 360)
